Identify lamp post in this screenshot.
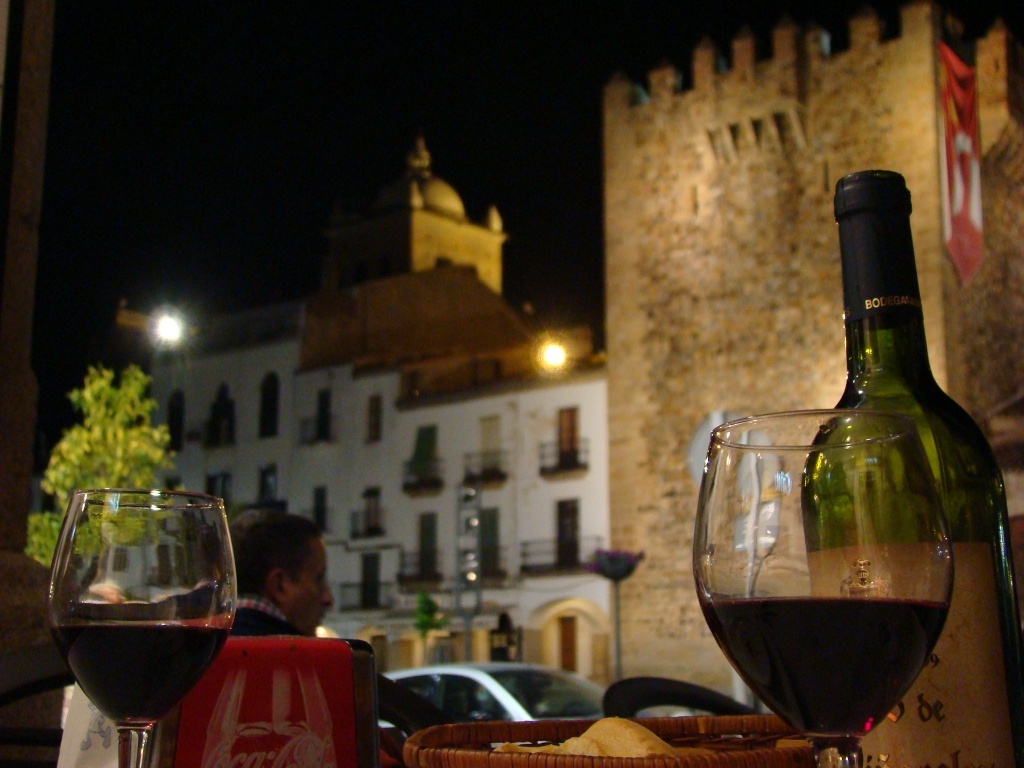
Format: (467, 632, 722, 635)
(589, 549, 645, 681)
(453, 482, 483, 662)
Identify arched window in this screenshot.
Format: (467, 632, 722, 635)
(167, 390, 185, 451)
(206, 384, 235, 447)
(259, 372, 279, 438)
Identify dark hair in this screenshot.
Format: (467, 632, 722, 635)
(229, 509, 322, 595)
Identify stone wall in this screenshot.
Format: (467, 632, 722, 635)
(603, 1, 1024, 689)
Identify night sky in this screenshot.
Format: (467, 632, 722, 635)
(32, 1, 1024, 445)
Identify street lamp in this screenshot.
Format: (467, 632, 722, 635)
(153, 313, 184, 345)
(454, 482, 483, 661)
(537, 339, 568, 373)
(114, 305, 188, 350)
(152, 311, 186, 347)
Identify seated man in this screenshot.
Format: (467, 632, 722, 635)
(228, 509, 449, 766)
(229, 508, 333, 636)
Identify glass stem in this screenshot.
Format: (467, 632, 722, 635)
(118, 725, 154, 768)
(813, 738, 863, 768)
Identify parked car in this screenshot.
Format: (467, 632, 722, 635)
(385, 662, 605, 722)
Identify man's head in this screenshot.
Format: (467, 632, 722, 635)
(230, 509, 333, 636)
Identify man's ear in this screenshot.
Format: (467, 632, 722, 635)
(264, 567, 289, 603)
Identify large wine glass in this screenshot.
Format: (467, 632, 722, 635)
(48, 489, 236, 768)
(693, 410, 953, 768)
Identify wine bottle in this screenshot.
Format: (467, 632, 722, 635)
(834, 169, 1024, 768)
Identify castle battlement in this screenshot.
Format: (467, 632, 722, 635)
(603, 0, 1024, 698)
(607, 1, 1021, 166)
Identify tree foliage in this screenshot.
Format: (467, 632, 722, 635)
(26, 365, 175, 566)
(413, 591, 448, 638)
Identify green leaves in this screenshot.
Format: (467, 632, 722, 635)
(24, 511, 63, 568)
(413, 591, 448, 638)
(27, 365, 175, 566)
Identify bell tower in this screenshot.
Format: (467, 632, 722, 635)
(322, 136, 507, 294)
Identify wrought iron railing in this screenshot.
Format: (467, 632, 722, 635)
(519, 535, 603, 574)
(398, 550, 444, 583)
(463, 450, 509, 485)
(335, 580, 398, 611)
(349, 508, 386, 539)
(402, 457, 445, 493)
(538, 438, 590, 475)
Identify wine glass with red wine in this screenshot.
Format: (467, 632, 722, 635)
(48, 489, 236, 768)
(693, 410, 952, 768)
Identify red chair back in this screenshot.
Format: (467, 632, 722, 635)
(171, 636, 378, 768)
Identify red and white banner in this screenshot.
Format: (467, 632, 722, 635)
(939, 41, 984, 284)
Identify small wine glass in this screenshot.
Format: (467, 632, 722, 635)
(48, 489, 236, 768)
(693, 410, 953, 768)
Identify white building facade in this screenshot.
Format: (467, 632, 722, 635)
(150, 304, 614, 682)
(150, 138, 620, 682)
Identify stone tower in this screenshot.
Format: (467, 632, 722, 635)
(603, 1, 1024, 690)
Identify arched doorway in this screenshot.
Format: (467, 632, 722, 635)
(523, 598, 610, 685)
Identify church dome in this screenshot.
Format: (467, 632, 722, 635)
(420, 176, 465, 218)
(373, 136, 466, 220)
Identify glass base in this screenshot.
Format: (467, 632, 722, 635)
(813, 737, 863, 768)
(118, 726, 153, 768)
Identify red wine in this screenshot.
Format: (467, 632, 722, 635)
(53, 621, 229, 724)
(699, 596, 946, 737)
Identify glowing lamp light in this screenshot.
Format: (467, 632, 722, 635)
(153, 314, 184, 345)
(538, 341, 568, 372)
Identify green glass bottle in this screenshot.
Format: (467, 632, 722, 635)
(834, 169, 1024, 768)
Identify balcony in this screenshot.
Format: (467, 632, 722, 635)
(538, 439, 590, 477)
(397, 551, 444, 591)
(463, 450, 509, 487)
(397, 546, 510, 592)
(479, 544, 510, 586)
(519, 535, 603, 576)
(402, 457, 444, 495)
(299, 415, 339, 445)
(349, 508, 386, 540)
(336, 580, 397, 612)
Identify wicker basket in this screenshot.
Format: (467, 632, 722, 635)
(403, 715, 815, 768)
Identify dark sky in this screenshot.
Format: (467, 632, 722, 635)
(33, 1, 1023, 443)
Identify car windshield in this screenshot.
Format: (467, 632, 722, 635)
(487, 668, 604, 719)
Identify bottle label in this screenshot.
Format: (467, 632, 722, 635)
(846, 292, 923, 323)
(862, 542, 1015, 768)
(861, 294, 922, 312)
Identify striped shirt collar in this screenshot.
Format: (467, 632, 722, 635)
(236, 593, 288, 623)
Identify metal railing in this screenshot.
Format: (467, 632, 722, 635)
(349, 508, 387, 539)
(397, 546, 510, 590)
(519, 535, 603, 574)
(463, 450, 509, 485)
(335, 580, 398, 611)
(398, 550, 444, 583)
(402, 457, 445, 493)
(538, 439, 590, 475)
